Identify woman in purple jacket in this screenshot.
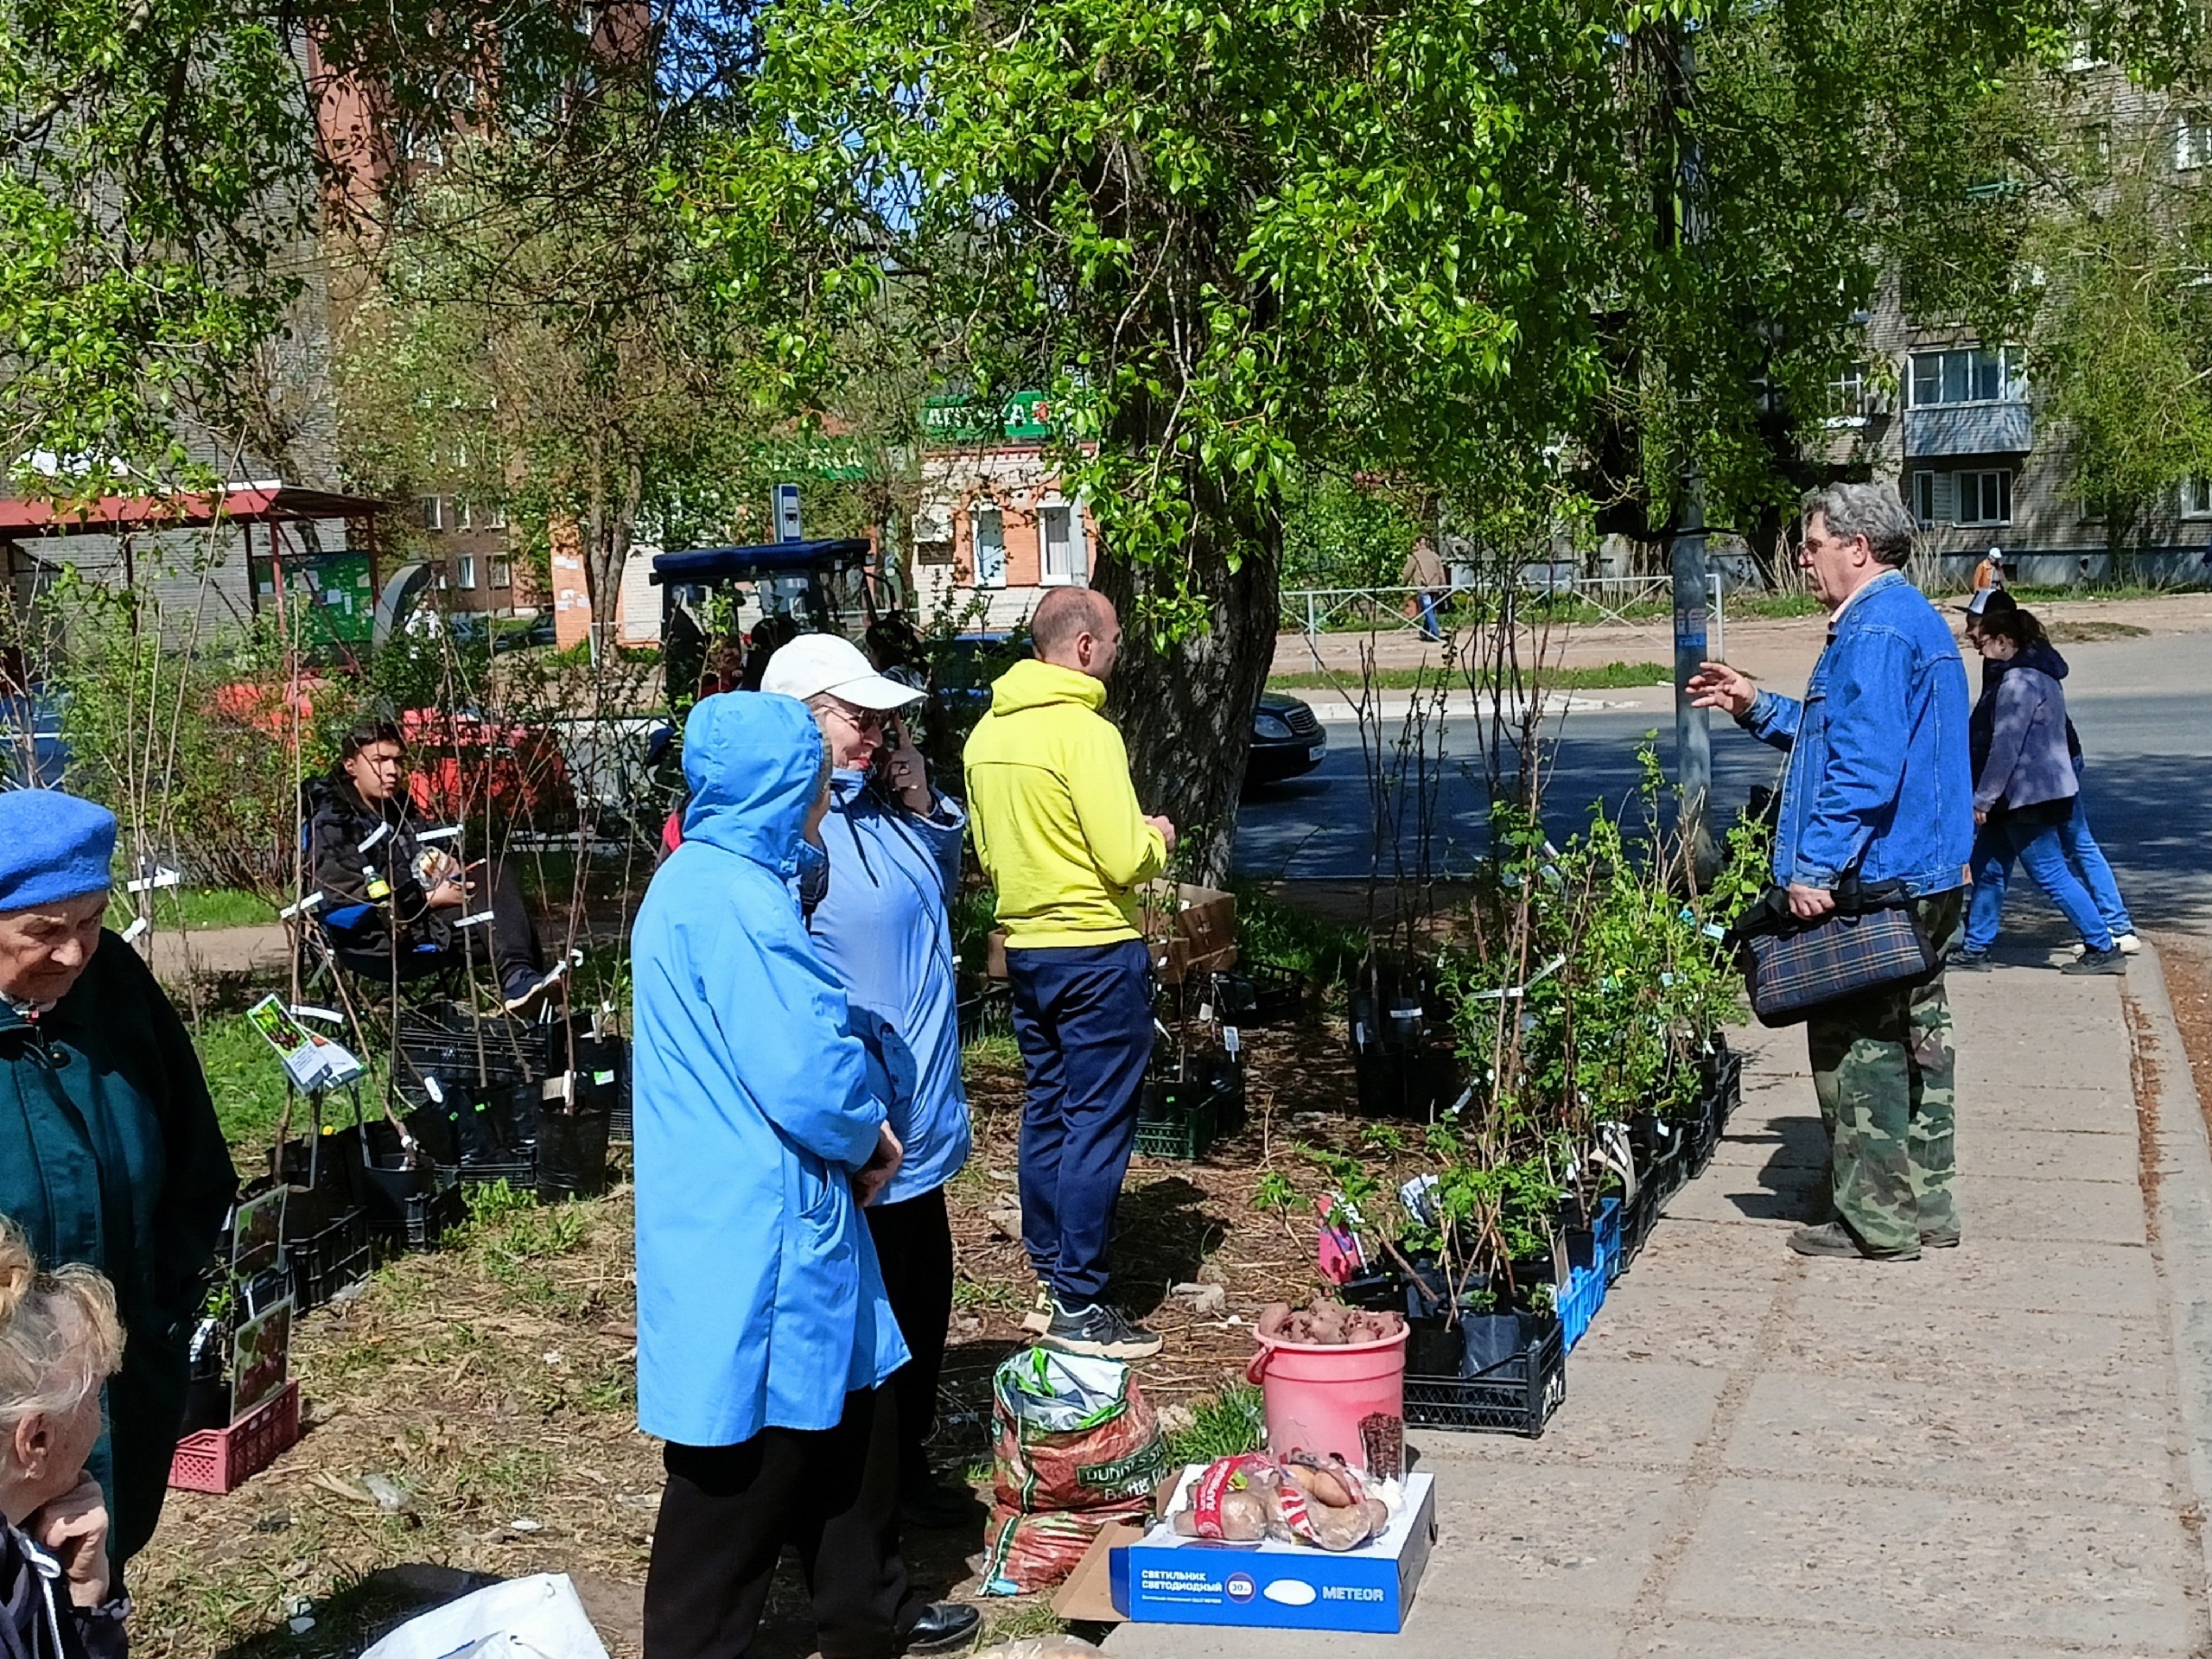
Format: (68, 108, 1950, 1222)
(1966, 607, 2126, 976)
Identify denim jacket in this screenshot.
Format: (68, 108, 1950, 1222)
(1738, 569, 1974, 895)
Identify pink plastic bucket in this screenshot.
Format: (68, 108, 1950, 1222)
(1245, 1324, 1410, 1471)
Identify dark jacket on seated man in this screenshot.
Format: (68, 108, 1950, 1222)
(304, 722, 545, 1000)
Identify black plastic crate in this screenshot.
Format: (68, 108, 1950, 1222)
(367, 1183, 467, 1252)
(1352, 1048, 1464, 1119)
(1135, 1089, 1218, 1160)
(1206, 963, 1306, 1026)
(289, 1209, 371, 1313)
(1403, 1313, 1567, 1437)
(396, 1002, 556, 1108)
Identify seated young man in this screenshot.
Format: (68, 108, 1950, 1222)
(305, 718, 558, 1012)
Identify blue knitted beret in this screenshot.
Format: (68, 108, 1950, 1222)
(0, 790, 118, 912)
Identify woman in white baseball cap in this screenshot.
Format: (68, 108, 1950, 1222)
(761, 635, 977, 1531)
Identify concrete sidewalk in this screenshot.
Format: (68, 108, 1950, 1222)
(1109, 951, 2212, 1656)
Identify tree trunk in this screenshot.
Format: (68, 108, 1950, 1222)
(1095, 507, 1281, 888)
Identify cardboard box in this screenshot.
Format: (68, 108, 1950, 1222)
(1111, 1469, 1436, 1633)
(1141, 883, 1239, 985)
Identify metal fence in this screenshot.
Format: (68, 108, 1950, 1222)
(1281, 575, 1723, 639)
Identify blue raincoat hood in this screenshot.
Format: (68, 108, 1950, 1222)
(632, 691, 907, 1446)
(680, 692, 825, 875)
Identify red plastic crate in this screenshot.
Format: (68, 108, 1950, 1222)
(168, 1380, 300, 1495)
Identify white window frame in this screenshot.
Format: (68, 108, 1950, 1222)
(486, 499, 507, 529)
(972, 502, 1007, 589)
(2178, 113, 2212, 171)
(1825, 365, 1869, 428)
(488, 554, 513, 588)
(2183, 478, 2212, 520)
(1953, 469, 2013, 527)
(418, 495, 443, 531)
(1037, 495, 1088, 586)
(1908, 346, 2024, 408)
(454, 498, 474, 531)
(455, 552, 477, 589)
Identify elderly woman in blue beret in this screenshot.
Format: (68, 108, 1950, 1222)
(0, 791, 233, 1580)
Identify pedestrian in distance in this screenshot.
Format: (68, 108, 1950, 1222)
(1955, 602, 2128, 976)
(963, 586, 1175, 1361)
(0, 790, 234, 1579)
(762, 634, 978, 1533)
(632, 692, 977, 1659)
(1953, 589, 2136, 967)
(1688, 482, 1975, 1263)
(1401, 535, 1448, 643)
(0, 1216, 129, 1659)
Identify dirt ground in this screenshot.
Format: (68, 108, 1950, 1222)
(132, 1014, 1399, 1659)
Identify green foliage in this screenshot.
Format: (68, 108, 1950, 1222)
(1163, 1385, 1268, 1466)
(1227, 883, 1366, 988)
(1249, 1170, 1300, 1217)
(0, 0, 313, 479)
(1281, 472, 1424, 593)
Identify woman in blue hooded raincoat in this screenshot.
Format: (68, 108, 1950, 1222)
(632, 692, 975, 1659)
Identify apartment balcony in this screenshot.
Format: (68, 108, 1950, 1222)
(1903, 401, 2032, 457)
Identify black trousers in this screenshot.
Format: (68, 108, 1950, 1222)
(645, 1389, 917, 1659)
(419, 861, 543, 989)
(864, 1185, 955, 1489)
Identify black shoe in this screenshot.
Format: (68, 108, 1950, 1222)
(501, 961, 569, 1015)
(1040, 1298, 1163, 1360)
(904, 1602, 981, 1656)
(901, 1470, 979, 1530)
(2062, 947, 2127, 976)
(1949, 950, 1993, 973)
(1789, 1221, 1919, 1262)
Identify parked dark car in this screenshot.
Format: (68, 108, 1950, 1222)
(1246, 690, 1327, 784)
(928, 632, 1325, 786)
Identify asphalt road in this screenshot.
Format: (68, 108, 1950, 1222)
(1235, 633, 2212, 940)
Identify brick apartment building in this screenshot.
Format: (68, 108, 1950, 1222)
(910, 393, 1100, 629)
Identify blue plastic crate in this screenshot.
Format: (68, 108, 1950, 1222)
(1555, 1259, 1607, 1351)
(1590, 1196, 1623, 1286)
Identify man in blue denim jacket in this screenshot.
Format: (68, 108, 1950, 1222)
(1690, 483, 1974, 1262)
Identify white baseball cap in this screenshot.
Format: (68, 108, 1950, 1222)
(760, 632, 926, 709)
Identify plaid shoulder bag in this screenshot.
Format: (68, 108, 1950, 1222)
(1727, 877, 1940, 1028)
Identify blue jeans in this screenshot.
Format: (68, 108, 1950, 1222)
(1965, 761, 2134, 953)
(1415, 592, 1443, 641)
(1965, 815, 2115, 955)
(1005, 938, 1154, 1304)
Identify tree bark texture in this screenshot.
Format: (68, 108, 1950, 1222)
(1094, 512, 1281, 889)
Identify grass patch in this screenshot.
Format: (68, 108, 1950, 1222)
(1163, 1383, 1267, 1465)
(964, 1029, 1024, 1070)
(1268, 660, 1669, 693)
(108, 885, 277, 931)
(1229, 882, 1367, 988)
(2044, 619, 2151, 642)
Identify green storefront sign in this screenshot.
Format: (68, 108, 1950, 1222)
(922, 391, 1068, 444)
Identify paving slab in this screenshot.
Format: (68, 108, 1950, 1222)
(1667, 1477, 2201, 1650)
(1104, 965, 2211, 1659)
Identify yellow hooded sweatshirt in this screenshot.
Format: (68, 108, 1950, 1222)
(963, 658, 1167, 948)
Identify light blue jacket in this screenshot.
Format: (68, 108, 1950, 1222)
(1739, 569, 1974, 895)
(809, 770, 972, 1205)
(632, 693, 909, 1446)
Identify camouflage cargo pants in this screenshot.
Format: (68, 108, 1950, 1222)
(1805, 890, 1966, 1255)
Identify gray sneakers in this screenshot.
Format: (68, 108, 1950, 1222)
(2063, 947, 2127, 976)
(1040, 1299, 1163, 1360)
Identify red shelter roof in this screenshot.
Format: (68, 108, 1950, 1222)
(0, 481, 391, 536)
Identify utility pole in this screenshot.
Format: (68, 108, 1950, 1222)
(1672, 475, 1718, 877)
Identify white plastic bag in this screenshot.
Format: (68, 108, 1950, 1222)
(359, 1574, 609, 1659)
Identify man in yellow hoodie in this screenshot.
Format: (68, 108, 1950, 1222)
(965, 587, 1176, 1360)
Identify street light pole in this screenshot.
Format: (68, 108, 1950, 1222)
(1672, 474, 1717, 877)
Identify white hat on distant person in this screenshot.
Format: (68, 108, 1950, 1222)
(760, 632, 926, 709)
